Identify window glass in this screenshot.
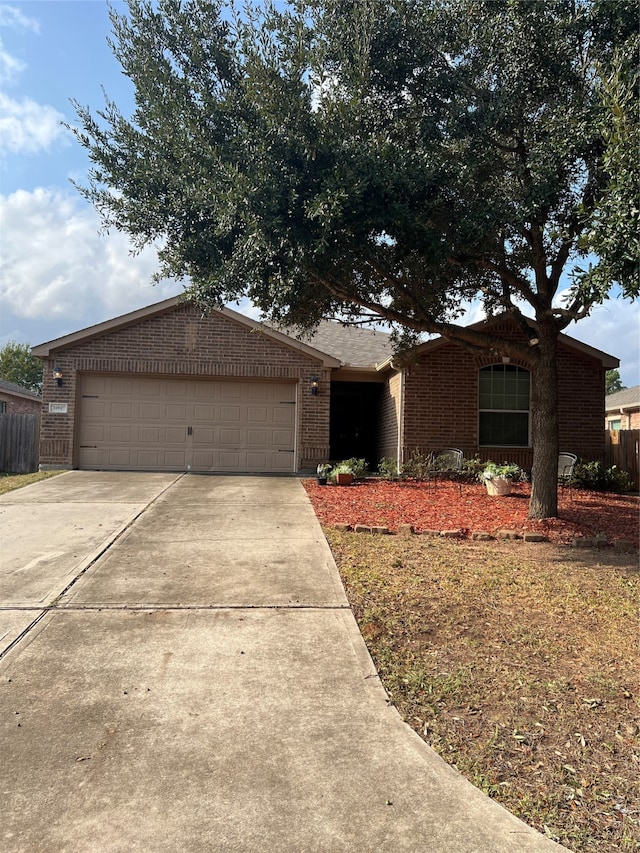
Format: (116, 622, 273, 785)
(479, 365, 530, 446)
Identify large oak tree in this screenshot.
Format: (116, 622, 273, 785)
(71, 0, 639, 518)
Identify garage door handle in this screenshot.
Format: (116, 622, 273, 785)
(279, 449, 294, 453)
(187, 426, 193, 435)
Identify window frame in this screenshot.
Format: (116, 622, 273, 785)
(478, 363, 531, 448)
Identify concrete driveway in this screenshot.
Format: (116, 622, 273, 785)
(0, 472, 566, 852)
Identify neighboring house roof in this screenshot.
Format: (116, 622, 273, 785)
(605, 384, 640, 412)
(0, 379, 41, 401)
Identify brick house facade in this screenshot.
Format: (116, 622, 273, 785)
(32, 298, 617, 474)
(0, 380, 42, 415)
(605, 386, 640, 431)
(376, 316, 615, 471)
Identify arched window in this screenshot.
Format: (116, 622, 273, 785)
(478, 364, 530, 447)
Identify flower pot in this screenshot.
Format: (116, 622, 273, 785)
(335, 472, 354, 485)
(485, 477, 512, 496)
(316, 477, 328, 486)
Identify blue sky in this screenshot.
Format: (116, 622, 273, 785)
(1, 0, 638, 387)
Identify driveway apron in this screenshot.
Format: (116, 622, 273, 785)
(0, 472, 566, 852)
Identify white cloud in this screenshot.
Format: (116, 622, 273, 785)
(0, 39, 25, 84)
(0, 187, 182, 336)
(0, 92, 69, 154)
(0, 6, 40, 32)
(567, 300, 640, 388)
(0, 7, 39, 85)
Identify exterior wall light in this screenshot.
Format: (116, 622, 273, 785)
(310, 375, 319, 396)
(53, 366, 63, 387)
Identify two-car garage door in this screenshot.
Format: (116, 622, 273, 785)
(77, 375, 297, 473)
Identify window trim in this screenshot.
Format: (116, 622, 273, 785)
(478, 363, 531, 448)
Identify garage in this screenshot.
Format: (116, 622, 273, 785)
(77, 374, 297, 473)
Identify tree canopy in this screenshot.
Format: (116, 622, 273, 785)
(70, 0, 639, 517)
(0, 341, 43, 394)
(605, 368, 626, 395)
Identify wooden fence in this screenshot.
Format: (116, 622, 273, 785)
(605, 429, 639, 490)
(0, 414, 41, 474)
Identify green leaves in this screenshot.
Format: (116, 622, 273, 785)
(0, 342, 43, 394)
(70, 0, 638, 332)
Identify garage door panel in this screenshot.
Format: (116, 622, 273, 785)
(81, 424, 104, 442)
(165, 450, 188, 467)
(81, 400, 106, 419)
(274, 406, 295, 425)
(78, 376, 297, 473)
(193, 427, 215, 444)
(108, 450, 132, 466)
(247, 406, 268, 423)
(246, 452, 268, 468)
(219, 428, 241, 444)
(220, 406, 241, 422)
(246, 429, 269, 446)
(139, 403, 161, 420)
(219, 384, 242, 400)
(273, 429, 294, 446)
(166, 404, 187, 421)
(138, 450, 161, 468)
(219, 451, 240, 469)
(139, 380, 163, 397)
(108, 425, 132, 442)
(110, 402, 132, 419)
(194, 404, 213, 420)
(165, 427, 186, 443)
(192, 449, 214, 466)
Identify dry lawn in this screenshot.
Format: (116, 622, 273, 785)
(326, 529, 640, 853)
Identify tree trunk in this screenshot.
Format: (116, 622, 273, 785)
(528, 328, 559, 519)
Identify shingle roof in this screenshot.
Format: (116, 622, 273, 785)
(605, 384, 640, 411)
(278, 320, 395, 368)
(0, 379, 41, 400)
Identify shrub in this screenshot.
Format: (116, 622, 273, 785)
(401, 449, 432, 480)
(334, 457, 368, 479)
(478, 461, 527, 483)
(574, 460, 632, 493)
(377, 457, 400, 480)
(461, 454, 485, 482)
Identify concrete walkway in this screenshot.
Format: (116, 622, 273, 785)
(0, 472, 566, 852)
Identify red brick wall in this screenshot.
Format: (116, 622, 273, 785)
(39, 305, 330, 471)
(399, 323, 607, 472)
(0, 393, 41, 415)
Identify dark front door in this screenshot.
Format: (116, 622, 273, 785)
(329, 382, 382, 465)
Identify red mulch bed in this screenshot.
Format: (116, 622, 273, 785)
(303, 479, 640, 547)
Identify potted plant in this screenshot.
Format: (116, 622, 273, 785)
(478, 461, 526, 496)
(331, 461, 355, 486)
(316, 463, 333, 485)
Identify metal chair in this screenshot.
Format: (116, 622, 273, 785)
(426, 448, 464, 493)
(558, 452, 578, 498)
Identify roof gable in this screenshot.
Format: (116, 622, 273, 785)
(377, 313, 618, 370)
(31, 297, 340, 368)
